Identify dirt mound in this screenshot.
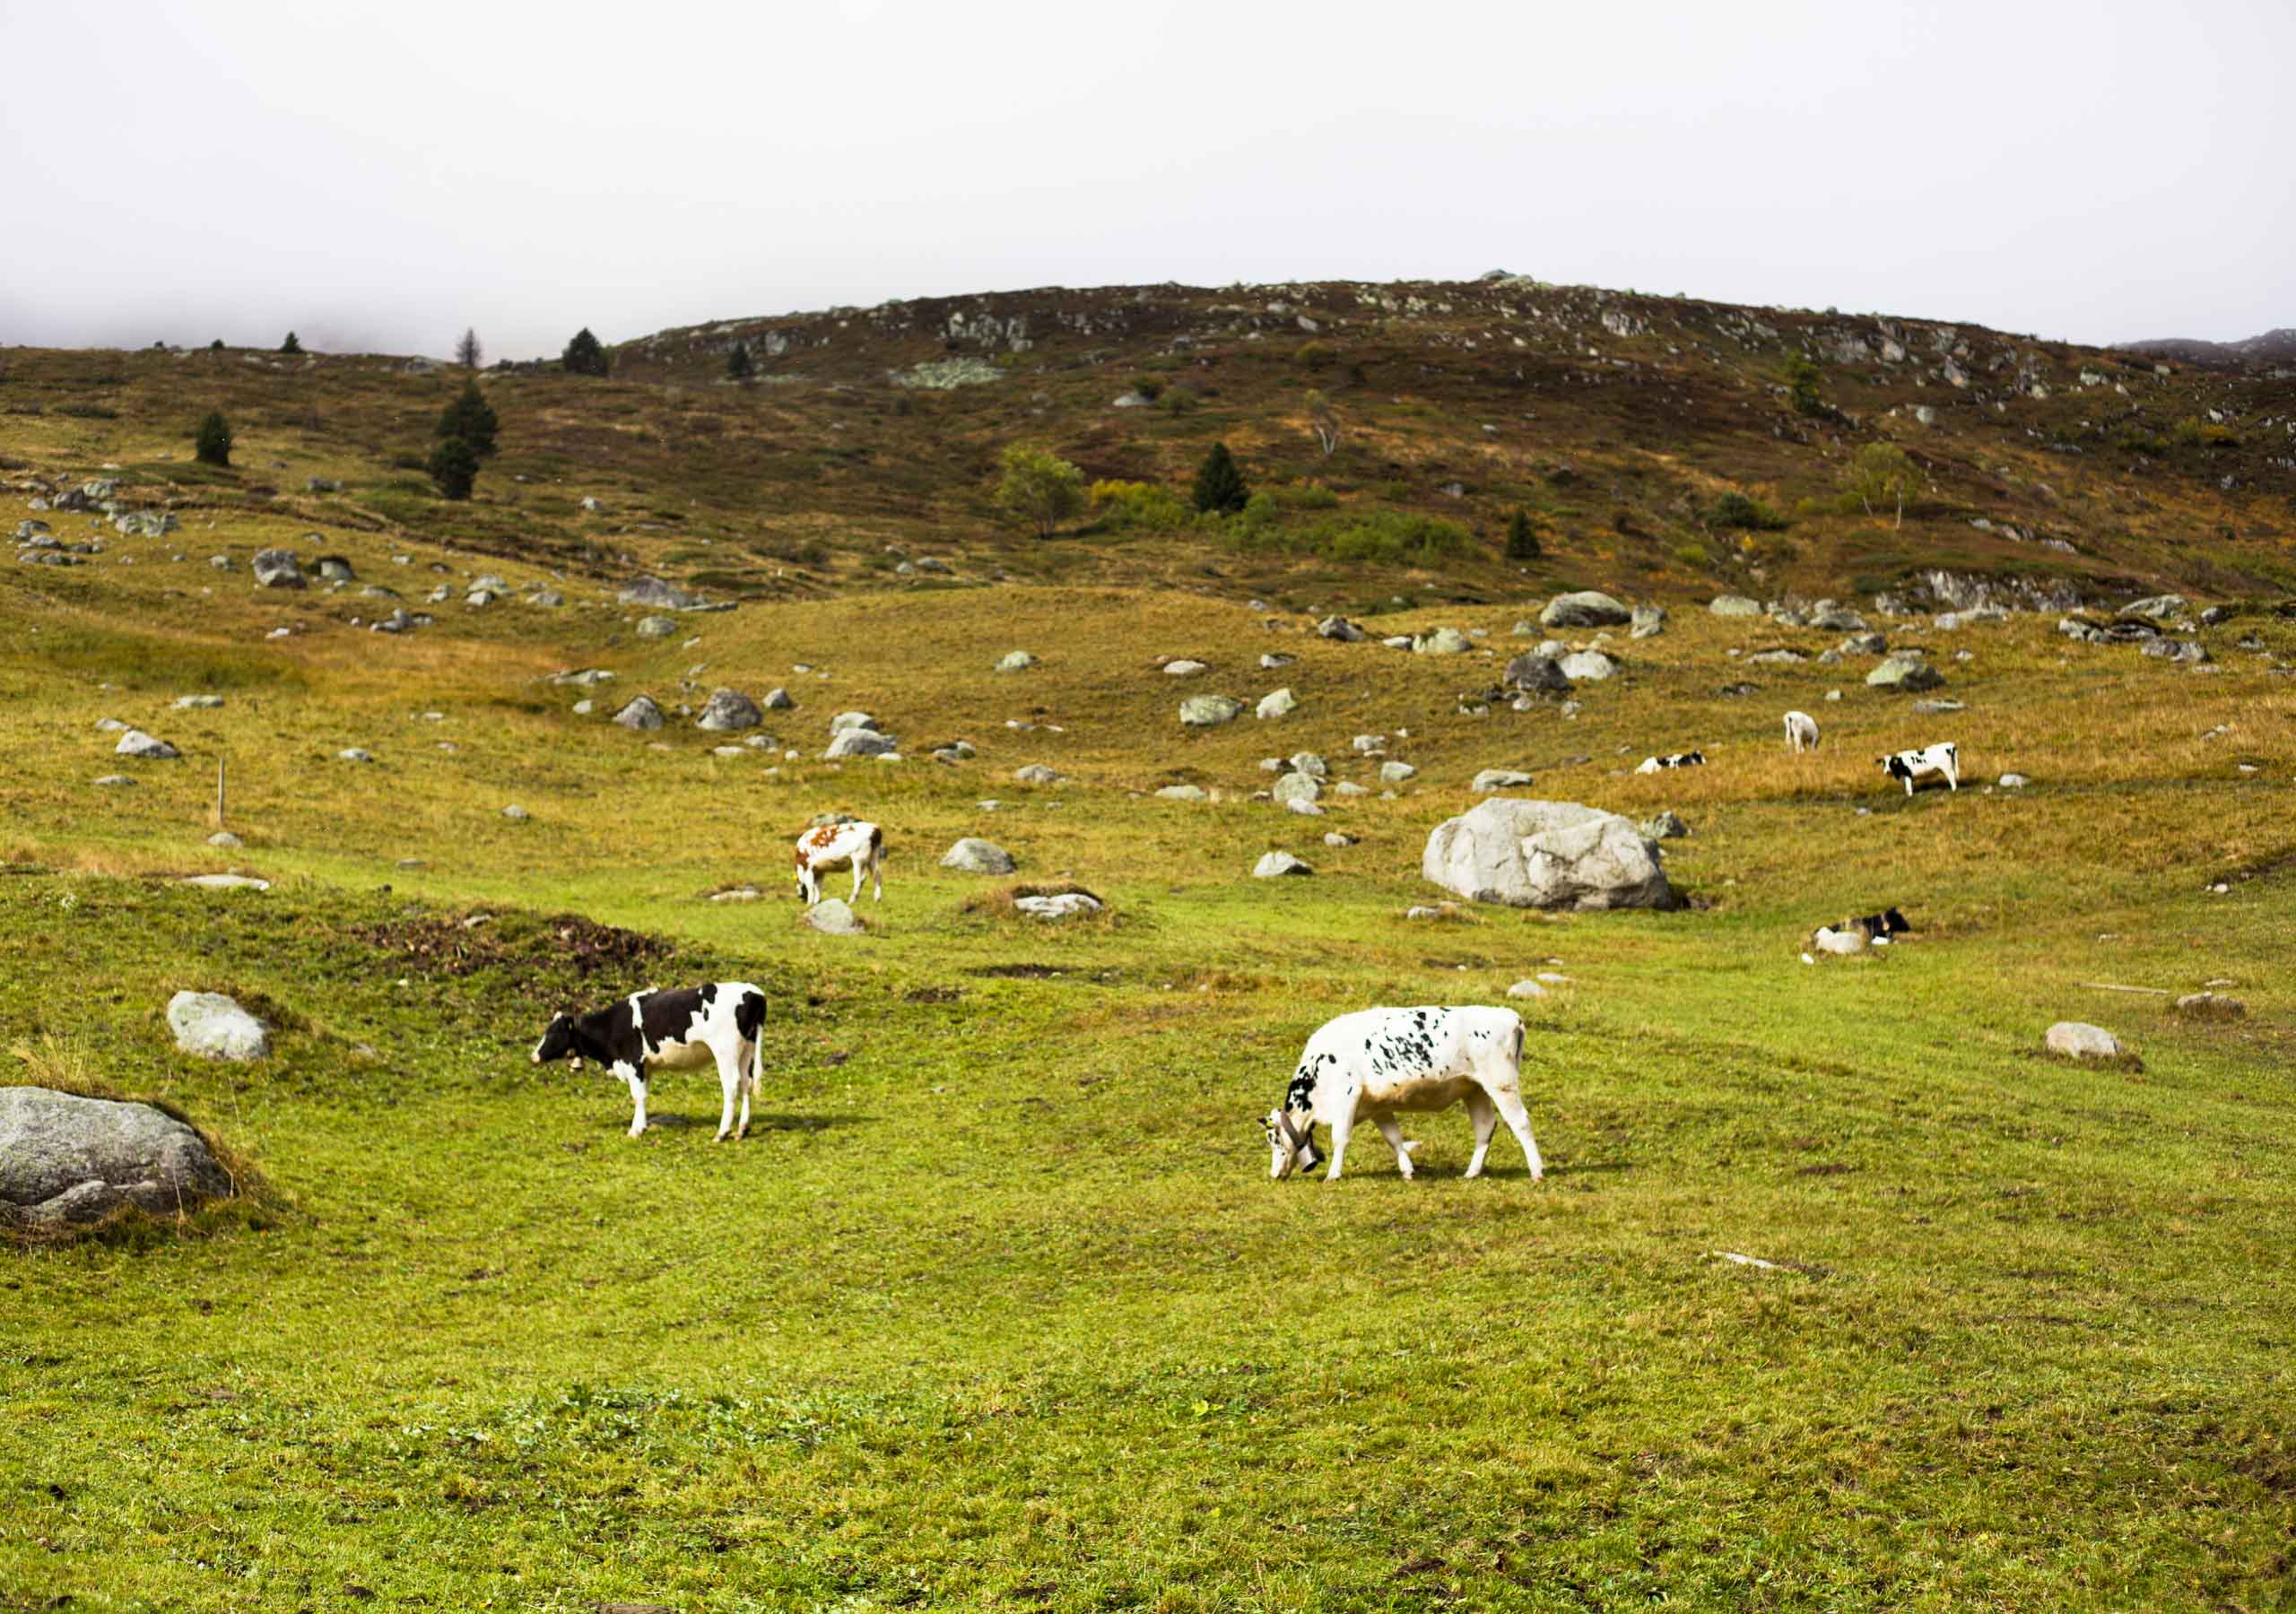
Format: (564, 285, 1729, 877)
(350, 909, 673, 979)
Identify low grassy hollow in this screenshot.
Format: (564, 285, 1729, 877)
(2, 289, 2292, 1610)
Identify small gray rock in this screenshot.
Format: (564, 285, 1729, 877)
(2045, 1021, 2126, 1060)
(1155, 784, 1208, 802)
(115, 730, 180, 759)
(637, 615, 678, 638)
(940, 837, 1015, 874)
(1559, 650, 1617, 682)
(1253, 852, 1313, 878)
(1013, 763, 1064, 785)
(1256, 688, 1298, 719)
(613, 696, 665, 731)
(1179, 695, 1244, 727)
(697, 689, 763, 733)
(501, 805, 529, 820)
(804, 898, 865, 935)
(1867, 655, 1944, 692)
(1474, 769, 1535, 793)
(251, 549, 306, 588)
(824, 728, 897, 759)
(1709, 594, 1761, 618)
(995, 651, 1036, 673)
(1379, 760, 1418, 784)
(1413, 628, 1471, 655)
(167, 991, 269, 1062)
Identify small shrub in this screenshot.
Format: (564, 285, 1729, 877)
(279, 332, 302, 355)
(1710, 490, 1788, 530)
(1323, 511, 1471, 567)
(1673, 542, 1711, 568)
(2172, 416, 2237, 447)
(208, 339, 223, 352)
(1161, 386, 1199, 415)
(1130, 375, 1165, 401)
(194, 411, 232, 467)
(1782, 355, 1825, 416)
(1295, 342, 1333, 369)
(1088, 480, 1194, 532)
(726, 342, 754, 380)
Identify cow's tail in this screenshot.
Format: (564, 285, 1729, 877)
(1509, 1016, 1525, 1079)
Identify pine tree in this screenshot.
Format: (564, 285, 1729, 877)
(456, 327, 483, 369)
(436, 379, 500, 458)
(428, 436, 480, 500)
(1191, 442, 1250, 515)
(280, 331, 302, 355)
(194, 412, 232, 468)
(1505, 508, 1542, 560)
(726, 341, 754, 380)
(561, 327, 609, 377)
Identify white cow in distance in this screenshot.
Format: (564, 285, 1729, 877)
(1784, 710, 1820, 752)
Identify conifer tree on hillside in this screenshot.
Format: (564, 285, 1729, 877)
(561, 327, 610, 377)
(726, 341, 754, 380)
(437, 379, 500, 458)
(1191, 441, 1250, 515)
(1505, 508, 1542, 560)
(279, 331, 302, 355)
(194, 412, 232, 468)
(456, 327, 483, 369)
(429, 435, 479, 500)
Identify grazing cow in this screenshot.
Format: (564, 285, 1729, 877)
(1264, 1006, 1544, 1183)
(532, 981, 767, 1140)
(1633, 750, 1707, 775)
(795, 820, 885, 905)
(1783, 710, 1820, 753)
(1877, 742, 1959, 796)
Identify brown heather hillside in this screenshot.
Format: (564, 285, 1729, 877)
(4, 275, 2292, 615)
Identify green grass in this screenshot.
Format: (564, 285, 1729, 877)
(2, 323, 2294, 1610)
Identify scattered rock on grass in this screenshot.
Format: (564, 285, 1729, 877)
(1253, 852, 1313, 878)
(941, 838, 1016, 874)
(2045, 1021, 2127, 1061)
(804, 898, 865, 936)
(167, 991, 269, 1062)
(115, 731, 179, 759)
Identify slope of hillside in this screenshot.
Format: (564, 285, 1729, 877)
(4, 276, 2292, 618)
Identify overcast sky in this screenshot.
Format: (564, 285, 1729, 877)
(4, 0, 2288, 360)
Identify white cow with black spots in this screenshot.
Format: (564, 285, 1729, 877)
(532, 981, 767, 1140)
(1877, 742, 1959, 796)
(1263, 1005, 1544, 1183)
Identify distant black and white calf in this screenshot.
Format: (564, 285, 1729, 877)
(1264, 1006, 1544, 1183)
(1847, 907, 1911, 941)
(1877, 742, 1959, 795)
(532, 982, 767, 1141)
(1634, 750, 1706, 775)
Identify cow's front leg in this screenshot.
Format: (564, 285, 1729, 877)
(1372, 1115, 1419, 1180)
(1324, 1111, 1354, 1181)
(622, 1065, 648, 1138)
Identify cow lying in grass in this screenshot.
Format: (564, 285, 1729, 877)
(1784, 710, 1820, 752)
(1634, 750, 1706, 775)
(1264, 1006, 1544, 1183)
(532, 982, 767, 1140)
(1878, 742, 1959, 795)
(796, 820, 885, 906)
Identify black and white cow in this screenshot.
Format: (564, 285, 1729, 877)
(1635, 750, 1706, 775)
(1877, 742, 1959, 796)
(1848, 907, 1911, 941)
(795, 820, 886, 906)
(532, 982, 767, 1141)
(1264, 1006, 1544, 1183)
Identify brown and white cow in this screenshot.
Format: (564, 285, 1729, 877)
(795, 820, 886, 905)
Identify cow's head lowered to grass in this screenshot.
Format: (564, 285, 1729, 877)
(531, 1013, 579, 1066)
(1264, 1109, 1323, 1180)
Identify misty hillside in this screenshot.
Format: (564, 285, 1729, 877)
(5, 274, 2292, 612)
(2121, 327, 2296, 373)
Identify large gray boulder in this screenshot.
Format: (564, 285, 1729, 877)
(619, 576, 704, 611)
(2123, 594, 2187, 620)
(0, 1088, 234, 1228)
(940, 837, 1015, 874)
(1422, 797, 1680, 911)
(1709, 594, 1761, 618)
(1559, 650, 1618, 681)
(167, 991, 269, 1062)
(1540, 591, 1631, 629)
(251, 549, 306, 588)
(696, 689, 762, 732)
(1867, 655, 1944, 692)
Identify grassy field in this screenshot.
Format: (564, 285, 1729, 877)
(4, 491, 2294, 1611)
(4, 296, 2294, 1610)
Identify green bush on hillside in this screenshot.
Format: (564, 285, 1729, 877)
(428, 436, 479, 500)
(1191, 443, 1250, 515)
(1088, 480, 1195, 532)
(562, 327, 610, 377)
(436, 380, 499, 458)
(1710, 490, 1788, 530)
